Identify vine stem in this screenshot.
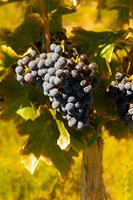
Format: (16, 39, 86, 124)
(38, 0, 50, 52)
(81, 136, 108, 200)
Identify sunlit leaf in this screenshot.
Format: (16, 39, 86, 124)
(56, 119, 70, 150)
(16, 104, 37, 121)
(1, 14, 44, 54)
(17, 106, 77, 176)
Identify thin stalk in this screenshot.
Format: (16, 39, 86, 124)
(38, 0, 50, 52)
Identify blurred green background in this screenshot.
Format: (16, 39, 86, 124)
(0, 1, 133, 200)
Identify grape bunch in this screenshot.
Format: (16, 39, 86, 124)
(15, 43, 99, 130)
(108, 72, 133, 129)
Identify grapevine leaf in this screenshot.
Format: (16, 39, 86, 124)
(71, 28, 125, 57)
(93, 80, 117, 119)
(56, 119, 70, 150)
(100, 44, 115, 63)
(16, 104, 37, 121)
(18, 106, 77, 176)
(105, 0, 130, 28)
(0, 70, 36, 120)
(0, 14, 43, 54)
(104, 119, 133, 139)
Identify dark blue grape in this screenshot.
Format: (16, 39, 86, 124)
(52, 53, 59, 62)
(54, 45, 62, 53)
(28, 61, 37, 70)
(68, 118, 77, 127)
(54, 77, 62, 85)
(52, 100, 60, 109)
(24, 73, 33, 82)
(50, 43, 56, 52)
(50, 88, 59, 97)
(30, 50, 37, 58)
(39, 53, 47, 59)
(65, 103, 74, 111)
(15, 66, 24, 74)
(22, 56, 30, 65)
(37, 59, 45, 68)
(47, 68, 55, 76)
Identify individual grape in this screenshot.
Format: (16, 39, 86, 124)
(24, 73, 33, 82)
(80, 80, 87, 87)
(22, 56, 30, 65)
(42, 68, 48, 75)
(28, 60, 37, 70)
(50, 43, 56, 52)
(62, 93, 68, 99)
(67, 59, 75, 67)
(16, 74, 24, 82)
(17, 59, 23, 66)
(115, 72, 123, 82)
(44, 73, 51, 82)
(47, 52, 53, 59)
(47, 68, 55, 76)
(57, 57, 67, 67)
(50, 88, 59, 97)
(31, 70, 38, 77)
(76, 121, 84, 130)
(30, 50, 37, 58)
(80, 54, 89, 64)
(125, 82, 132, 90)
(71, 70, 78, 78)
(54, 45, 62, 53)
(77, 89, 85, 98)
(62, 79, 69, 88)
(62, 70, 70, 78)
(65, 103, 74, 111)
(75, 62, 84, 71)
(72, 82, 81, 91)
(39, 53, 47, 59)
(128, 108, 133, 115)
(55, 69, 63, 77)
(54, 77, 62, 85)
(49, 76, 56, 84)
(64, 85, 73, 94)
(83, 85, 93, 94)
(38, 69, 44, 77)
(52, 53, 59, 62)
(45, 58, 53, 67)
(75, 101, 82, 109)
(15, 66, 24, 74)
(52, 100, 60, 109)
(68, 118, 77, 127)
(88, 62, 98, 71)
(43, 83, 54, 92)
(126, 90, 132, 95)
(37, 59, 45, 68)
(54, 62, 63, 70)
(67, 96, 76, 103)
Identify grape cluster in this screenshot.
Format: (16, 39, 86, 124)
(15, 44, 99, 130)
(108, 72, 133, 129)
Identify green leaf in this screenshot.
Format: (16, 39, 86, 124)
(0, 70, 35, 120)
(100, 44, 115, 63)
(17, 106, 77, 176)
(71, 28, 125, 57)
(105, 119, 133, 139)
(16, 104, 37, 121)
(0, 14, 43, 54)
(56, 119, 70, 150)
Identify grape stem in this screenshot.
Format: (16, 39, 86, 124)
(38, 0, 50, 52)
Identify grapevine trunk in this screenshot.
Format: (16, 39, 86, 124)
(81, 137, 108, 200)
